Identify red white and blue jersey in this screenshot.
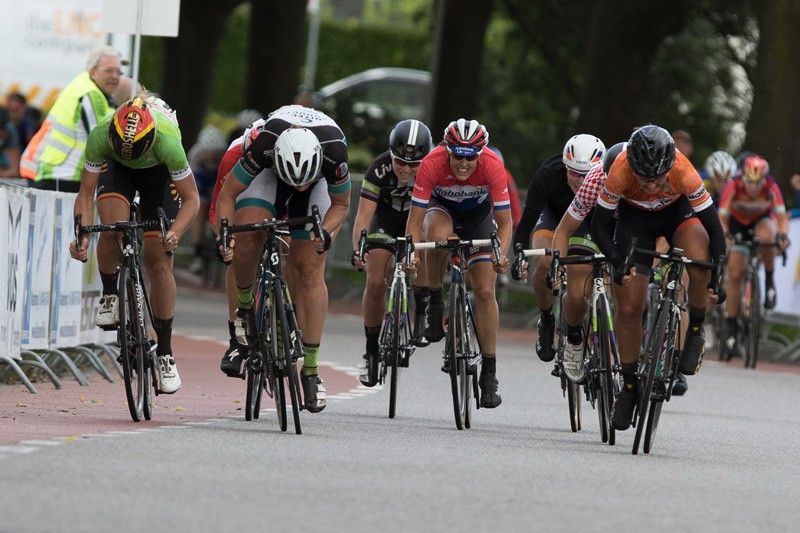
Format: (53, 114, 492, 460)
(411, 146, 510, 213)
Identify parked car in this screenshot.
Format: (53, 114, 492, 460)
(315, 67, 431, 159)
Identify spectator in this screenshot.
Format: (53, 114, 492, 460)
(186, 125, 227, 273)
(0, 106, 22, 178)
(293, 87, 316, 108)
(20, 45, 127, 192)
(672, 129, 694, 161)
(226, 108, 262, 146)
(4, 92, 38, 151)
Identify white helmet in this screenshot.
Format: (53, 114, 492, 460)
(562, 134, 606, 173)
(704, 150, 737, 180)
(273, 127, 323, 187)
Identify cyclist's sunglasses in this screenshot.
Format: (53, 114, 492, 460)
(448, 144, 481, 161)
(391, 155, 421, 168)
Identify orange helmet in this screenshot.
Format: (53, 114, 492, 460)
(741, 155, 769, 183)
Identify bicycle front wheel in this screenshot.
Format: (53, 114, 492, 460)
(275, 285, 302, 435)
(595, 297, 616, 445)
(745, 273, 761, 369)
(633, 304, 668, 455)
(118, 265, 146, 422)
(388, 290, 402, 419)
(448, 283, 471, 430)
(245, 353, 264, 422)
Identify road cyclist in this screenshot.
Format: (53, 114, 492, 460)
(70, 93, 200, 396)
(404, 118, 511, 409)
(350, 119, 434, 388)
(214, 104, 351, 414)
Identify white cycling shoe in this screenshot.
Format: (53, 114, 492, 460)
(157, 355, 182, 394)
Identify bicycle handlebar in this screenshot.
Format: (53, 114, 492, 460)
(511, 242, 558, 282)
(219, 205, 323, 257)
(74, 206, 172, 260)
(356, 231, 418, 276)
(730, 233, 788, 267)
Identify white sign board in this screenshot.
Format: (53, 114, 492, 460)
(102, 0, 181, 37)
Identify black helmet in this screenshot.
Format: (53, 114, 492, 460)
(389, 119, 433, 162)
(626, 125, 675, 178)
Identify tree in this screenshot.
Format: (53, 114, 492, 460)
(429, 0, 496, 137)
(244, 1, 309, 115)
(743, 0, 800, 189)
(160, 0, 245, 147)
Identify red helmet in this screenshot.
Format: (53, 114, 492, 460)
(109, 97, 156, 160)
(443, 119, 488, 157)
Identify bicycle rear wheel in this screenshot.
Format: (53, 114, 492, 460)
(632, 305, 668, 455)
(118, 265, 146, 422)
(448, 283, 471, 430)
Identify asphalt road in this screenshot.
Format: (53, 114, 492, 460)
(1, 283, 800, 532)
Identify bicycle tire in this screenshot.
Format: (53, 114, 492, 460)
(388, 288, 402, 419)
(567, 379, 581, 432)
(265, 290, 288, 432)
(643, 398, 664, 453)
(632, 304, 668, 455)
(118, 265, 145, 422)
(245, 354, 264, 422)
(448, 283, 470, 430)
(143, 340, 154, 421)
(595, 297, 616, 445)
(276, 285, 302, 435)
(558, 291, 581, 432)
(746, 273, 761, 369)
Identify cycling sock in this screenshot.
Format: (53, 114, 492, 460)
(302, 343, 320, 375)
(153, 316, 174, 356)
(413, 286, 430, 315)
(566, 323, 583, 344)
(621, 363, 638, 389)
(100, 270, 119, 296)
(727, 317, 738, 336)
(365, 325, 381, 355)
(429, 287, 443, 305)
(228, 321, 237, 345)
(688, 305, 706, 330)
(765, 270, 774, 288)
(481, 355, 496, 375)
(540, 307, 553, 321)
(237, 286, 254, 310)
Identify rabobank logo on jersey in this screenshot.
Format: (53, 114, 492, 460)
(433, 184, 488, 201)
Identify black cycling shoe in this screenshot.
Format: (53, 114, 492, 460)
(441, 354, 450, 374)
(679, 326, 706, 375)
(412, 312, 430, 347)
(301, 373, 327, 413)
(535, 315, 556, 362)
(424, 300, 444, 343)
(724, 335, 743, 360)
(479, 372, 502, 408)
(358, 353, 378, 387)
(671, 372, 688, 396)
(612, 383, 637, 430)
(764, 286, 777, 310)
(234, 307, 257, 347)
(220, 343, 245, 378)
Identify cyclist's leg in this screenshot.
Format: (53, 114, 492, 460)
(755, 216, 778, 308)
(420, 204, 453, 342)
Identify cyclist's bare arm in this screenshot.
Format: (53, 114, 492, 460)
(351, 197, 378, 269)
(313, 189, 350, 253)
(494, 209, 512, 273)
(214, 173, 248, 234)
(166, 171, 200, 252)
(70, 167, 101, 261)
(403, 205, 427, 273)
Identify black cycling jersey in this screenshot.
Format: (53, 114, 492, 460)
(239, 105, 350, 189)
(513, 153, 575, 248)
(360, 151, 414, 213)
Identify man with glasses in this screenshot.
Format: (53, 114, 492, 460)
(405, 118, 511, 408)
(21, 45, 127, 192)
(351, 119, 434, 387)
(591, 125, 726, 431)
(512, 134, 606, 371)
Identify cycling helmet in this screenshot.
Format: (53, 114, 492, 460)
(704, 151, 737, 181)
(741, 155, 769, 183)
(562, 134, 606, 173)
(444, 119, 489, 157)
(273, 127, 323, 187)
(603, 142, 626, 175)
(626, 125, 676, 178)
(109, 97, 156, 160)
(242, 117, 266, 151)
(389, 119, 433, 162)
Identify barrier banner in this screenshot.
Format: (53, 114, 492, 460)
(50, 194, 82, 347)
(773, 218, 800, 315)
(1, 187, 31, 359)
(21, 190, 56, 350)
(78, 208, 115, 345)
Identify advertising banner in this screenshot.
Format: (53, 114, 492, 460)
(50, 193, 82, 347)
(1, 187, 31, 359)
(21, 189, 56, 349)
